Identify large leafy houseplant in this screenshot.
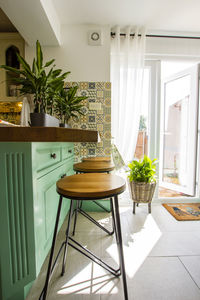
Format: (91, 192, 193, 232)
(54, 85, 88, 126)
(127, 155, 157, 214)
(0, 40, 70, 114)
(127, 155, 157, 183)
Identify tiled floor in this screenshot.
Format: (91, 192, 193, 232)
(26, 201, 200, 300)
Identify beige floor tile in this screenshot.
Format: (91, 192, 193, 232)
(131, 257, 200, 300)
(180, 256, 200, 288)
(26, 204, 200, 300)
(149, 231, 200, 256)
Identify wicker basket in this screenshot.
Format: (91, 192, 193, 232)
(128, 181, 156, 203)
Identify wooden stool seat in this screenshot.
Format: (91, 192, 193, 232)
(57, 173, 126, 199)
(73, 161, 115, 173)
(82, 156, 111, 162)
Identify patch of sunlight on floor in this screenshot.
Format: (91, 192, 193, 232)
(98, 216, 112, 226)
(58, 263, 119, 295)
(105, 214, 162, 278)
(58, 263, 96, 294)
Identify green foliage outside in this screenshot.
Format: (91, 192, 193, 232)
(139, 115, 147, 131)
(127, 155, 157, 183)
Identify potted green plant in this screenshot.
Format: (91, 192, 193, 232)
(0, 40, 70, 126)
(54, 85, 88, 127)
(127, 155, 157, 214)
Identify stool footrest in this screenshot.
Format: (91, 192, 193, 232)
(92, 200, 111, 213)
(78, 208, 114, 235)
(68, 237, 121, 277)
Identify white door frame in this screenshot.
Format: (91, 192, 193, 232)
(145, 60, 161, 200)
(159, 65, 199, 197)
(146, 60, 200, 202)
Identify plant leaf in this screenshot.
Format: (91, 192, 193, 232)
(36, 40, 43, 70)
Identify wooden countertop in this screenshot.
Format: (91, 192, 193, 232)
(0, 127, 98, 142)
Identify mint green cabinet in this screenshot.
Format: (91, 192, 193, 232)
(0, 142, 74, 300)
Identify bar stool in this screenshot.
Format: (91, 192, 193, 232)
(73, 160, 115, 173)
(39, 173, 128, 300)
(73, 160, 115, 235)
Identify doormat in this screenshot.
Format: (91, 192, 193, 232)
(162, 203, 200, 221)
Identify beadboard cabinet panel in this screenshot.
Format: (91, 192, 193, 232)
(0, 142, 74, 300)
(0, 144, 35, 300)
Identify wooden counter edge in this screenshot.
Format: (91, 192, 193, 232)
(0, 127, 98, 142)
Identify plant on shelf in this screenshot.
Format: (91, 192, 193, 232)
(0, 40, 70, 126)
(54, 85, 88, 127)
(127, 155, 157, 214)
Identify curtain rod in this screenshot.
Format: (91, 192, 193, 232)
(110, 32, 200, 40)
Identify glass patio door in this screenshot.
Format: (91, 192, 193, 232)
(160, 65, 199, 196)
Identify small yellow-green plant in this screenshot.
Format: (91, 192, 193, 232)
(127, 155, 157, 183)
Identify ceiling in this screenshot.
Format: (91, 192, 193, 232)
(0, 8, 17, 32)
(52, 0, 200, 34)
(1, 0, 200, 46)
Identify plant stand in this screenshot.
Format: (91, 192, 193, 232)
(128, 181, 156, 214)
(132, 201, 151, 214)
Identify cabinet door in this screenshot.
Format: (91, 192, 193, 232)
(33, 158, 74, 275)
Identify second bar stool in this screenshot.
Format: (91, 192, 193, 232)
(73, 159, 115, 235)
(82, 156, 112, 162)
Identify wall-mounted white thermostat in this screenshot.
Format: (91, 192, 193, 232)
(88, 30, 103, 46)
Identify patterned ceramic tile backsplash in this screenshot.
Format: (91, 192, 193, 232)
(66, 82, 111, 162)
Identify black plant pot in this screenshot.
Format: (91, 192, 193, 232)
(59, 123, 72, 128)
(30, 113, 59, 127)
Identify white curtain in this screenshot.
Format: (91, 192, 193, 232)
(111, 26, 146, 163)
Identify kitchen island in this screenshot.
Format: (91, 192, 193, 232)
(0, 127, 98, 300)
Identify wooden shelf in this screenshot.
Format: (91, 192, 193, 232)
(0, 127, 98, 142)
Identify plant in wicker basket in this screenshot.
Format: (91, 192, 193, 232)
(127, 155, 157, 214)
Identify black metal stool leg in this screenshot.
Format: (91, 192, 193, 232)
(109, 197, 115, 235)
(111, 198, 119, 246)
(61, 199, 74, 275)
(79, 200, 83, 210)
(39, 195, 63, 300)
(113, 195, 129, 300)
(148, 202, 151, 214)
(72, 200, 79, 236)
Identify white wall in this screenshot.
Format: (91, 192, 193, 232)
(25, 25, 111, 82)
(25, 26, 200, 82)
